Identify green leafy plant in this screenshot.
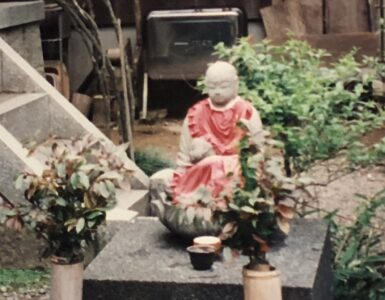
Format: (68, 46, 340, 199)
(212, 38, 385, 175)
(214, 127, 299, 268)
(134, 147, 174, 176)
(0, 135, 132, 263)
(326, 191, 385, 300)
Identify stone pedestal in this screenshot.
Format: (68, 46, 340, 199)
(84, 217, 333, 300)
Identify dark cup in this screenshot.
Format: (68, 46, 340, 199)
(187, 245, 216, 270)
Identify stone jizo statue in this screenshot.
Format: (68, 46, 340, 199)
(151, 61, 264, 239)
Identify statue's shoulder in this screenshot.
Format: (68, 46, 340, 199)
(234, 97, 256, 119)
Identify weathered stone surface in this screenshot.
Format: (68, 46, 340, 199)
(0, 135, 30, 203)
(116, 189, 150, 216)
(0, 51, 2, 93)
(0, 2, 44, 75)
(47, 96, 88, 139)
(1, 24, 45, 76)
(84, 217, 333, 300)
(0, 93, 49, 144)
(0, 1, 44, 30)
(0, 35, 149, 188)
(1, 51, 41, 93)
(22, 24, 45, 74)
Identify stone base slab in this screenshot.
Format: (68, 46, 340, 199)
(84, 217, 333, 300)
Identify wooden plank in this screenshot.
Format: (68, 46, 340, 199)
(369, 0, 380, 32)
(272, 32, 379, 62)
(261, 1, 307, 40)
(325, 0, 370, 33)
(297, 0, 323, 34)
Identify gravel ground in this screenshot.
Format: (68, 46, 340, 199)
(0, 286, 49, 300)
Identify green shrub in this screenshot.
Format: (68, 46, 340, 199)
(212, 38, 385, 175)
(135, 148, 174, 176)
(326, 192, 385, 300)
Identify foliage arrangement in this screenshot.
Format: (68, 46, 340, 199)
(134, 147, 174, 176)
(212, 38, 385, 175)
(214, 127, 299, 268)
(326, 191, 385, 300)
(0, 135, 132, 263)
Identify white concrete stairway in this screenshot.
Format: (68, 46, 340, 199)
(0, 37, 149, 221)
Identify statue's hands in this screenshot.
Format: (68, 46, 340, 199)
(190, 138, 214, 163)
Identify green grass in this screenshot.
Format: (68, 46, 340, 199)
(0, 268, 49, 290)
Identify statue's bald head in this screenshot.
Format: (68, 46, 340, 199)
(205, 61, 239, 107)
(205, 61, 238, 82)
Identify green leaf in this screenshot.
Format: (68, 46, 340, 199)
(14, 175, 25, 190)
(228, 202, 240, 211)
(4, 210, 18, 217)
(79, 163, 99, 172)
(185, 207, 195, 224)
(56, 163, 66, 178)
(87, 220, 96, 228)
(65, 218, 77, 232)
(105, 180, 116, 193)
(241, 206, 258, 214)
(97, 182, 110, 198)
(78, 172, 90, 189)
(56, 197, 67, 207)
(76, 217, 85, 233)
(64, 218, 77, 226)
(98, 171, 123, 181)
(70, 173, 79, 189)
(86, 210, 104, 220)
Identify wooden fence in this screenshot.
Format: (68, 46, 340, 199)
(261, 0, 380, 60)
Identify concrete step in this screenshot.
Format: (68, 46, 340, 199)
(0, 123, 44, 203)
(0, 39, 149, 213)
(0, 37, 149, 192)
(0, 92, 150, 212)
(0, 92, 50, 144)
(106, 208, 138, 222)
(116, 189, 150, 216)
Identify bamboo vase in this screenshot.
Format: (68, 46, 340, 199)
(242, 267, 282, 300)
(50, 260, 84, 300)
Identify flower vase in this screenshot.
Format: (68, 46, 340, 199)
(50, 258, 84, 300)
(242, 266, 282, 300)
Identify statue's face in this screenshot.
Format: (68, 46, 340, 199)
(206, 78, 238, 107)
(205, 62, 238, 107)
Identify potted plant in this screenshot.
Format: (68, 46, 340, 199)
(214, 125, 297, 300)
(0, 135, 132, 300)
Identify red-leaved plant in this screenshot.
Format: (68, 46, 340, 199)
(0, 135, 132, 263)
(214, 127, 299, 269)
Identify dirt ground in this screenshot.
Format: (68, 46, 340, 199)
(133, 119, 182, 160)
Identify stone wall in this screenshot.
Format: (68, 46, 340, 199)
(0, 23, 44, 75)
(0, 1, 45, 93)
